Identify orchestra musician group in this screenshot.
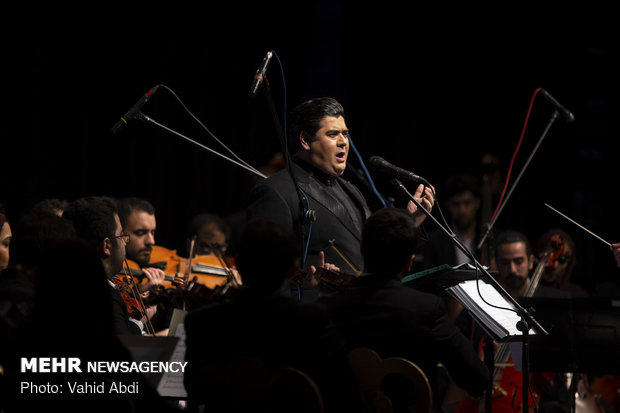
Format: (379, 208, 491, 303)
(1, 95, 620, 413)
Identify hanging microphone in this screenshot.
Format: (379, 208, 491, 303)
(111, 85, 160, 135)
(248, 50, 274, 98)
(539, 89, 575, 122)
(369, 156, 430, 186)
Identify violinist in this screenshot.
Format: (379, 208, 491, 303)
(534, 228, 589, 298)
(185, 212, 230, 258)
(452, 229, 569, 413)
(117, 197, 173, 333)
(493, 229, 536, 299)
(116, 197, 165, 292)
(62, 196, 145, 335)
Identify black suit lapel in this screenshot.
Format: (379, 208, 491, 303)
(298, 178, 361, 238)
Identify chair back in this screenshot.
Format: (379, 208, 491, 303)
(348, 347, 432, 413)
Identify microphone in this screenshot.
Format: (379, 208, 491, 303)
(369, 156, 430, 186)
(540, 89, 575, 122)
(248, 50, 274, 98)
(111, 85, 160, 135)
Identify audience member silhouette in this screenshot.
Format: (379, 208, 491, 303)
(318, 207, 490, 413)
(183, 217, 365, 413)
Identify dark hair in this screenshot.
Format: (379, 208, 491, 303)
(10, 212, 77, 267)
(116, 197, 156, 228)
(443, 173, 480, 201)
(30, 198, 69, 216)
(63, 196, 118, 248)
(189, 213, 230, 240)
(361, 208, 419, 276)
(236, 218, 298, 291)
(33, 238, 114, 335)
(287, 97, 345, 154)
(494, 229, 532, 257)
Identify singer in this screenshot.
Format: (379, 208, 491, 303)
(246, 97, 434, 301)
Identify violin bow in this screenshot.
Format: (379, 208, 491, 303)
(208, 242, 239, 287)
(122, 259, 156, 335)
(544, 203, 611, 247)
(328, 239, 361, 276)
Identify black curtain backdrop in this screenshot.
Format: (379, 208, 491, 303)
(2, 2, 618, 292)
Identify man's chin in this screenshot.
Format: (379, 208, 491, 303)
(332, 163, 346, 176)
(503, 274, 527, 290)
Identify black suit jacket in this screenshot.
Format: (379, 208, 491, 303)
(108, 284, 143, 335)
(183, 289, 366, 413)
(247, 158, 372, 274)
(318, 274, 491, 412)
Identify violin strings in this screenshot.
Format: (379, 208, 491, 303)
(123, 258, 156, 335)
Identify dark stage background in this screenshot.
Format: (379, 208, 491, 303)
(2, 3, 619, 294)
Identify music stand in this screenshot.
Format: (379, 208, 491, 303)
(403, 263, 498, 294)
(393, 179, 547, 412)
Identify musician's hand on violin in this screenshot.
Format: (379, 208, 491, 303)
(611, 242, 620, 267)
(406, 183, 435, 227)
(229, 267, 243, 287)
(309, 251, 341, 287)
(139, 267, 166, 294)
(141, 303, 157, 324)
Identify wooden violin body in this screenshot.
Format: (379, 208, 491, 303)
(123, 245, 234, 290)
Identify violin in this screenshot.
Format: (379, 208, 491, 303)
(287, 266, 358, 294)
(111, 261, 156, 335)
(121, 244, 234, 290)
(313, 267, 358, 293)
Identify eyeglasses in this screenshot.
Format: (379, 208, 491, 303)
(556, 253, 571, 264)
(108, 232, 130, 243)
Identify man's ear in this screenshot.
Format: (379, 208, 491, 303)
(100, 238, 112, 259)
(397, 254, 416, 279)
(300, 132, 312, 150)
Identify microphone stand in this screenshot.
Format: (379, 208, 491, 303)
(477, 110, 560, 251)
(256, 74, 313, 299)
(135, 112, 267, 180)
(392, 179, 548, 413)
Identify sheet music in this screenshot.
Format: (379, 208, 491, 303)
(157, 324, 188, 398)
(448, 279, 530, 338)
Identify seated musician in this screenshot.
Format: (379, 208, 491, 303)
(184, 212, 230, 259)
(117, 197, 174, 333)
(183, 217, 366, 413)
(534, 228, 589, 298)
(116, 197, 166, 289)
(4, 218, 169, 412)
(63, 196, 147, 335)
(246, 97, 434, 301)
(456, 230, 570, 413)
(318, 207, 491, 413)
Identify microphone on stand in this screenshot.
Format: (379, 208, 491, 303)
(248, 50, 274, 98)
(111, 85, 160, 135)
(368, 156, 430, 186)
(540, 89, 575, 122)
